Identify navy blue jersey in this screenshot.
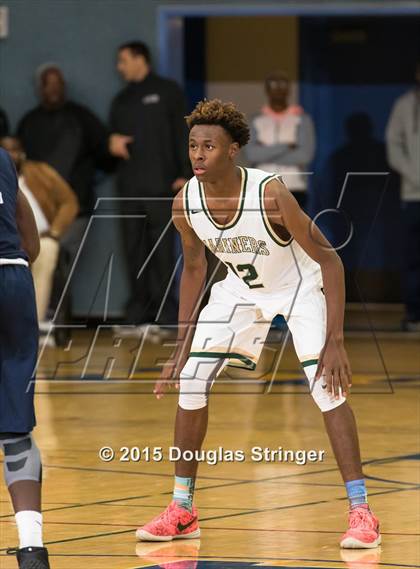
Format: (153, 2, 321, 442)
(0, 148, 28, 260)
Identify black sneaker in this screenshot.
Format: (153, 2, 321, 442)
(8, 546, 50, 569)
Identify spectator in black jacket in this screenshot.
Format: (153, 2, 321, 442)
(18, 64, 110, 217)
(17, 64, 112, 328)
(0, 106, 9, 137)
(109, 41, 190, 335)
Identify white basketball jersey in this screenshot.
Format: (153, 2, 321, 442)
(183, 167, 321, 297)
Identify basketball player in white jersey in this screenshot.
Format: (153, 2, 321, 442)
(136, 100, 381, 549)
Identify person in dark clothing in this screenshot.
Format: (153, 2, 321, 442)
(18, 64, 110, 216)
(17, 64, 112, 335)
(318, 113, 400, 302)
(0, 148, 51, 569)
(0, 106, 9, 137)
(109, 41, 190, 333)
(386, 60, 420, 330)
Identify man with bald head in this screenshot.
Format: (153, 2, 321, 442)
(18, 64, 109, 217)
(17, 65, 111, 333)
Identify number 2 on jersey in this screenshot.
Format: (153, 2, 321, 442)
(225, 262, 264, 289)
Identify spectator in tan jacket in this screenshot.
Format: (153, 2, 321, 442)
(0, 136, 79, 326)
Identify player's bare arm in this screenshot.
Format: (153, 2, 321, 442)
(16, 188, 40, 263)
(154, 190, 208, 399)
(265, 178, 351, 399)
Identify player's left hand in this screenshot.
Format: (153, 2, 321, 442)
(315, 337, 352, 399)
(171, 177, 188, 192)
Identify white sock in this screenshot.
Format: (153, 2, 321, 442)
(15, 510, 43, 548)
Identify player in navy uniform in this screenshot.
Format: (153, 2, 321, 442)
(0, 148, 50, 568)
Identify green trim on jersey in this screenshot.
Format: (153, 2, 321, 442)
(189, 350, 256, 370)
(259, 175, 294, 247)
(301, 358, 319, 368)
(183, 181, 192, 227)
(198, 166, 248, 230)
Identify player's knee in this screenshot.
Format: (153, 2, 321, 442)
(178, 391, 208, 411)
(310, 379, 346, 412)
(178, 365, 208, 411)
(178, 357, 221, 411)
(0, 433, 42, 487)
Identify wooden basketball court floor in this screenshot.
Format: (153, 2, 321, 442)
(1, 327, 419, 569)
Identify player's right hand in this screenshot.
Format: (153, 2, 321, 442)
(109, 133, 134, 160)
(315, 337, 352, 399)
(154, 362, 179, 400)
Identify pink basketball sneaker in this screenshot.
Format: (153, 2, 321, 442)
(340, 505, 381, 549)
(136, 501, 200, 542)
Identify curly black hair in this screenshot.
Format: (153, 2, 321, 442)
(186, 99, 250, 147)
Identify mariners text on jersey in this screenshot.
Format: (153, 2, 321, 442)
(183, 166, 321, 295)
(202, 236, 270, 256)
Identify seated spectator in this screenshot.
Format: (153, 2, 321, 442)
(246, 71, 316, 209)
(0, 106, 9, 137)
(0, 136, 79, 334)
(386, 59, 420, 331)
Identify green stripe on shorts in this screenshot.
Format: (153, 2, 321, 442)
(301, 358, 319, 368)
(189, 351, 256, 370)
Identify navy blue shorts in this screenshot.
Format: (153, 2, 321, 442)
(0, 265, 38, 433)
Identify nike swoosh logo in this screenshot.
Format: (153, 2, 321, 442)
(177, 517, 197, 532)
(191, 209, 200, 214)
